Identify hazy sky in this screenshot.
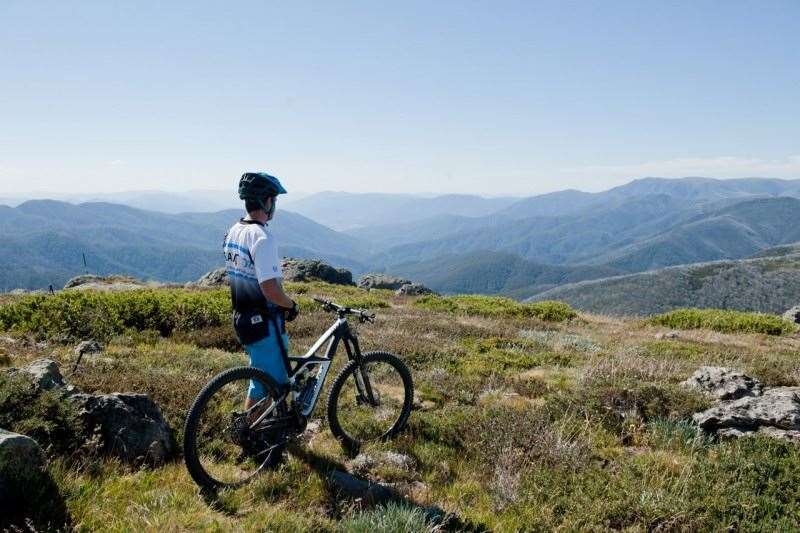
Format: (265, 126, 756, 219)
(2, 1, 799, 196)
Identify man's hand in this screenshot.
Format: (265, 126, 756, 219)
(285, 300, 300, 322)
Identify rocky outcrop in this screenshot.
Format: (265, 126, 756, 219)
(281, 258, 353, 285)
(693, 387, 800, 442)
(357, 274, 412, 291)
(0, 429, 47, 508)
(64, 274, 157, 291)
(396, 282, 437, 296)
(784, 305, 800, 324)
(69, 393, 174, 465)
(681, 366, 763, 400)
(188, 268, 229, 288)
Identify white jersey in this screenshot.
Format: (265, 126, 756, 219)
(223, 219, 281, 311)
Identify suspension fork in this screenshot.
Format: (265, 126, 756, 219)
(343, 332, 378, 406)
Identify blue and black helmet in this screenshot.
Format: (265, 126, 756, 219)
(238, 172, 287, 200)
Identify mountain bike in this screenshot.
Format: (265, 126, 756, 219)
(183, 298, 414, 490)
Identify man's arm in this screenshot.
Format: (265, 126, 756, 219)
(260, 278, 294, 309)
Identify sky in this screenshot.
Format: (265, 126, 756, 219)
(1, 0, 799, 197)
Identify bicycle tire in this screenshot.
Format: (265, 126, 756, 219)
(183, 366, 287, 490)
(326, 351, 414, 452)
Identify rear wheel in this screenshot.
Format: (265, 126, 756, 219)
(327, 351, 413, 452)
(183, 366, 289, 490)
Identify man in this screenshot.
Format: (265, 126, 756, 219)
(224, 171, 299, 409)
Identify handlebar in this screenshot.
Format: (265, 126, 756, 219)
(312, 297, 376, 323)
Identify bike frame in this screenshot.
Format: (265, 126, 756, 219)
(248, 314, 376, 428)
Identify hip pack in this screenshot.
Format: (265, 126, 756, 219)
(232, 308, 286, 346)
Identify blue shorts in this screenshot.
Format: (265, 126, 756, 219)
(244, 320, 290, 401)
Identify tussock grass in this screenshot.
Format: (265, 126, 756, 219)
(648, 307, 797, 336)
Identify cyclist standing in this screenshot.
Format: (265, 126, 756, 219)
(223, 172, 299, 409)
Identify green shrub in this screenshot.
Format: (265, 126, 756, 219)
(0, 289, 230, 341)
(648, 308, 797, 336)
(413, 295, 576, 322)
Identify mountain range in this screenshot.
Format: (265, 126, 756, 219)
(2, 177, 800, 316)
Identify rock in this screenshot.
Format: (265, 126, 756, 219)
(396, 282, 437, 296)
(655, 331, 679, 340)
(783, 305, 800, 325)
(7, 358, 66, 391)
(693, 386, 800, 437)
(74, 339, 103, 357)
(329, 469, 395, 505)
(357, 273, 411, 291)
(189, 267, 229, 288)
(281, 258, 353, 285)
(681, 366, 763, 400)
(69, 393, 174, 464)
(0, 429, 46, 508)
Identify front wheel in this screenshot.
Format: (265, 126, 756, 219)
(327, 351, 414, 452)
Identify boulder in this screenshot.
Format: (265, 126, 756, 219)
(681, 366, 763, 400)
(357, 273, 411, 291)
(189, 267, 229, 288)
(693, 387, 800, 437)
(74, 339, 103, 357)
(0, 429, 46, 508)
(281, 258, 353, 285)
(783, 305, 800, 325)
(69, 393, 174, 464)
(7, 358, 67, 391)
(396, 282, 437, 296)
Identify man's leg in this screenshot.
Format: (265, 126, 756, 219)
(243, 323, 290, 410)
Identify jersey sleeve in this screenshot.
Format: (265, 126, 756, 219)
(251, 233, 282, 283)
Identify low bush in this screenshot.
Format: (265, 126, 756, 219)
(648, 308, 797, 336)
(413, 295, 577, 322)
(0, 289, 230, 341)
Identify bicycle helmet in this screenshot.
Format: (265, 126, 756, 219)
(239, 172, 287, 198)
(238, 172, 287, 213)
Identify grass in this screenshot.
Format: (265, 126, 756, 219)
(2, 284, 800, 530)
(413, 294, 577, 321)
(648, 307, 798, 336)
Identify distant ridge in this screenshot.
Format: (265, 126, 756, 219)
(528, 252, 800, 316)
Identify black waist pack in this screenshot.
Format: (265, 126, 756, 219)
(233, 308, 285, 346)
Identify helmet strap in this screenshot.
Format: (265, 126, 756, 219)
(263, 196, 277, 219)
